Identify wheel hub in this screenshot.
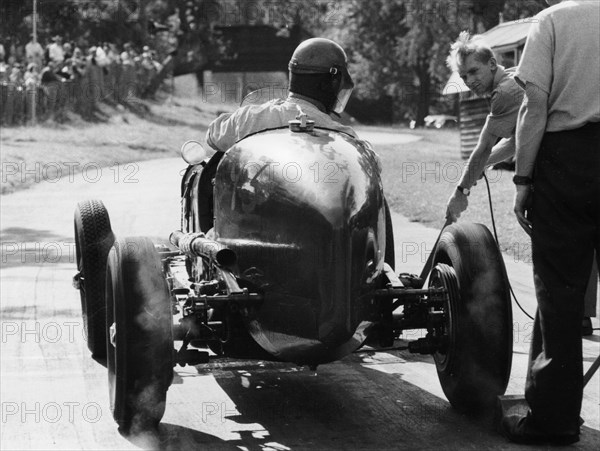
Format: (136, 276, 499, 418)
(429, 263, 460, 372)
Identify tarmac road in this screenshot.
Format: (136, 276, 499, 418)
(1, 154, 598, 450)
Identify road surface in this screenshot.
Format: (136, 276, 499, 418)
(1, 155, 598, 450)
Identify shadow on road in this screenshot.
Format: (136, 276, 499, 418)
(116, 346, 599, 451)
(175, 352, 499, 449)
(118, 423, 237, 450)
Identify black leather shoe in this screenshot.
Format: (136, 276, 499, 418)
(502, 413, 580, 445)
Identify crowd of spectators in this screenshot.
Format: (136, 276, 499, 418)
(0, 35, 165, 124)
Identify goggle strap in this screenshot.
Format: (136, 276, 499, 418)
(289, 61, 342, 75)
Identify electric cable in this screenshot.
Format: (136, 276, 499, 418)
(482, 173, 534, 321)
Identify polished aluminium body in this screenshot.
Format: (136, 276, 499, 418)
(211, 128, 385, 364)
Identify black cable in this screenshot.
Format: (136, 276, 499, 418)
(482, 173, 534, 321)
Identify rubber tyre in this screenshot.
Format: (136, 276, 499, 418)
(384, 198, 395, 269)
(105, 236, 174, 434)
(74, 199, 114, 358)
(429, 222, 512, 413)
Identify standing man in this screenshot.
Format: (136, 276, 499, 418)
(445, 31, 523, 222)
(47, 35, 64, 67)
(503, 0, 600, 444)
(25, 34, 44, 72)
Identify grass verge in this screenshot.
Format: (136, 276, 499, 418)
(0, 92, 224, 195)
(377, 127, 531, 265)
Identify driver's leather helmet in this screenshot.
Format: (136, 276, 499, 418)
(288, 38, 354, 114)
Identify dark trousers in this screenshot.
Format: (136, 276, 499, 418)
(526, 122, 600, 433)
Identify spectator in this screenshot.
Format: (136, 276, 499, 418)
(120, 42, 134, 65)
(40, 61, 62, 119)
(6, 38, 16, 66)
(119, 42, 137, 101)
(58, 59, 74, 80)
(48, 35, 65, 66)
(0, 59, 8, 82)
(137, 46, 155, 95)
(9, 62, 24, 84)
(84, 46, 103, 111)
(24, 63, 40, 89)
(70, 47, 87, 78)
(63, 42, 73, 60)
(25, 35, 44, 71)
(94, 44, 110, 68)
(150, 50, 163, 72)
(106, 42, 120, 64)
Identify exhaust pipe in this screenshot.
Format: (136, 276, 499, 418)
(170, 230, 237, 267)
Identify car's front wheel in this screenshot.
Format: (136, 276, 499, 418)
(429, 222, 512, 413)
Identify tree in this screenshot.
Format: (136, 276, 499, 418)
(328, 0, 551, 125)
(502, 0, 546, 21)
(331, 0, 460, 125)
(0, 1, 150, 48)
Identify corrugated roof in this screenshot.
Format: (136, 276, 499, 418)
(480, 19, 534, 52)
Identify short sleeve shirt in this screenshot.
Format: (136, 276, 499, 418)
(206, 97, 358, 152)
(515, 0, 600, 131)
(48, 43, 64, 64)
(484, 66, 524, 139)
(25, 41, 44, 67)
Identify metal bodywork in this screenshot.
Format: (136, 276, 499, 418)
(212, 129, 385, 364)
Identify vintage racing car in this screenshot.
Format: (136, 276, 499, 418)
(73, 114, 512, 433)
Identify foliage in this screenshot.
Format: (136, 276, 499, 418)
(375, 127, 530, 261)
(328, 0, 550, 125)
(502, 0, 546, 21)
(0, 1, 150, 49)
(330, 0, 461, 124)
(176, 0, 332, 66)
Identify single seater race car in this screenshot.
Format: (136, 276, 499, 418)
(73, 113, 512, 434)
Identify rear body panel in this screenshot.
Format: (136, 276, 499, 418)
(214, 128, 386, 364)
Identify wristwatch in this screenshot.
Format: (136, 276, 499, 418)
(512, 175, 533, 186)
(457, 185, 470, 196)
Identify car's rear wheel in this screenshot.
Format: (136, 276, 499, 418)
(429, 222, 512, 413)
(105, 236, 173, 434)
(74, 199, 114, 358)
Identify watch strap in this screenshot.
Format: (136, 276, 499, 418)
(513, 175, 533, 185)
(457, 185, 470, 196)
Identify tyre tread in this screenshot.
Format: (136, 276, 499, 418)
(75, 199, 114, 358)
